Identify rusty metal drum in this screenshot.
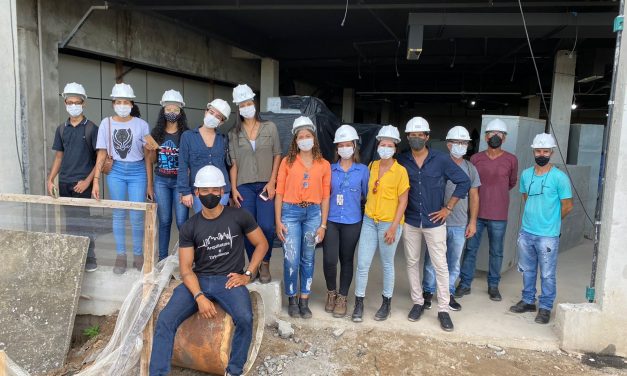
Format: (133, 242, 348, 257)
(155, 280, 265, 375)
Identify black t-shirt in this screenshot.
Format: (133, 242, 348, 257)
(155, 132, 182, 178)
(179, 206, 259, 276)
(52, 119, 98, 184)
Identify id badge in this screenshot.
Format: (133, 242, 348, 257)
(336, 194, 344, 206)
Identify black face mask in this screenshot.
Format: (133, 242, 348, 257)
(488, 134, 503, 148)
(164, 112, 180, 123)
(535, 156, 550, 167)
(199, 193, 221, 209)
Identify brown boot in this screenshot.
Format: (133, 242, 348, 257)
(259, 261, 271, 284)
(113, 254, 127, 274)
(325, 290, 337, 313)
(133, 255, 144, 271)
(333, 294, 347, 318)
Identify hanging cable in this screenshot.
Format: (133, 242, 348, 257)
(517, 0, 594, 226)
(510, 56, 517, 82)
(569, 12, 579, 58)
(450, 39, 457, 68)
(341, 0, 349, 27)
(395, 40, 401, 77)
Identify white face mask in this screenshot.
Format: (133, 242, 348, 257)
(203, 113, 221, 128)
(297, 138, 314, 152)
(66, 104, 83, 117)
(338, 146, 354, 160)
(377, 146, 395, 160)
(450, 144, 468, 158)
(239, 105, 256, 119)
(114, 104, 132, 118)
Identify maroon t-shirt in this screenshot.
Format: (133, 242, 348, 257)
(470, 151, 518, 221)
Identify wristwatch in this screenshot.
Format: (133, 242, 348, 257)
(244, 270, 253, 280)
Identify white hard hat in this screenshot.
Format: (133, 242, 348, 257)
(405, 117, 430, 133)
(62, 82, 87, 100)
(160, 89, 185, 107)
(207, 98, 232, 121)
(486, 118, 508, 133)
(446, 125, 471, 141)
(110, 83, 136, 99)
(232, 84, 256, 104)
(376, 125, 401, 143)
(531, 133, 557, 149)
(194, 165, 226, 188)
(334, 124, 359, 143)
(292, 116, 316, 135)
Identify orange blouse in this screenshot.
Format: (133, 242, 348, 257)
(276, 155, 331, 204)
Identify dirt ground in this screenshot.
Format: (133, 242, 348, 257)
(50, 314, 627, 376)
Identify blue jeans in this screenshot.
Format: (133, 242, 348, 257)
(154, 175, 189, 260)
(281, 203, 321, 296)
(423, 226, 466, 294)
(459, 218, 507, 289)
(150, 276, 253, 376)
(354, 215, 402, 298)
(106, 160, 146, 256)
(192, 192, 230, 213)
(238, 183, 274, 262)
(517, 231, 560, 310)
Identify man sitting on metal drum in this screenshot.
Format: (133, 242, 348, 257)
(150, 165, 269, 376)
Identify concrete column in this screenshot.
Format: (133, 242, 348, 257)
(342, 88, 355, 123)
(526, 96, 541, 119)
(0, 0, 25, 193)
(260, 58, 279, 112)
(556, 24, 627, 357)
(548, 50, 576, 160)
(380, 102, 391, 124)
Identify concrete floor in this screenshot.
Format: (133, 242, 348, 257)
(266, 239, 593, 352)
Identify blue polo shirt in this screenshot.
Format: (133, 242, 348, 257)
(328, 162, 369, 225)
(177, 127, 231, 195)
(397, 149, 471, 228)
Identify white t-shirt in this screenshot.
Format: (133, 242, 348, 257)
(96, 117, 149, 162)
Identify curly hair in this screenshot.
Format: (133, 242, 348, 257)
(151, 107, 189, 145)
(286, 129, 323, 166)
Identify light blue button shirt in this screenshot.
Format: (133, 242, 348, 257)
(328, 162, 369, 225)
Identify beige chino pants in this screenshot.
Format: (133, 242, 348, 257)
(403, 223, 450, 312)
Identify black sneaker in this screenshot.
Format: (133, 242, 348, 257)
(288, 296, 299, 318)
(438, 312, 454, 332)
(85, 257, 98, 272)
(454, 285, 471, 298)
(407, 304, 424, 322)
(448, 295, 462, 311)
(509, 300, 537, 313)
(423, 291, 433, 310)
(488, 286, 502, 301)
(535, 309, 551, 324)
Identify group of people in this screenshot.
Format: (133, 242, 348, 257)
(48, 80, 574, 376)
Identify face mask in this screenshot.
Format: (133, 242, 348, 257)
(450, 144, 468, 158)
(408, 137, 427, 151)
(164, 112, 180, 123)
(203, 113, 221, 128)
(488, 134, 503, 148)
(239, 105, 256, 119)
(535, 155, 550, 167)
(114, 104, 132, 118)
(377, 146, 395, 160)
(66, 104, 83, 117)
(199, 193, 221, 209)
(297, 138, 314, 152)
(338, 146, 354, 160)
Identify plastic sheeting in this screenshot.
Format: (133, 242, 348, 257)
(262, 96, 385, 165)
(74, 248, 180, 376)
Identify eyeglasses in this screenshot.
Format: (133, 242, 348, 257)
(372, 179, 380, 194)
(303, 172, 309, 189)
(526, 174, 547, 197)
(487, 131, 505, 137)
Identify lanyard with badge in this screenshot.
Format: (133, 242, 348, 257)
(336, 170, 351, 206)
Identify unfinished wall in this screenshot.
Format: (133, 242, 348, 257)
(12, 0, 260, 195)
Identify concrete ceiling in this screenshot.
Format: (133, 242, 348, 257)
(109, 0, 620, 111)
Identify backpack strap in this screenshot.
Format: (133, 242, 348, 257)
(58, 119, 97, 157)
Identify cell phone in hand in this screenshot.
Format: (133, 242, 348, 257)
(259, 190, 269, 201)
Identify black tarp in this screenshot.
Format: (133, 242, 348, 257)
(261, 96, 383, 164)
